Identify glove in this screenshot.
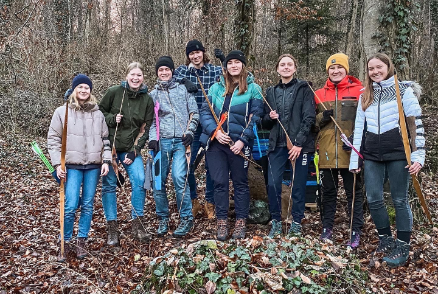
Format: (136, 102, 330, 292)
(342, 134, 353, 151)
(182, 134, 193, 147)
(125, 151, 136, 161)
(148, 140, 159, 153)
(64, 89, 73, 100)
(322, 109, 334, 122)
(214, 48, 225, 63)
(180, 78, 198, 93)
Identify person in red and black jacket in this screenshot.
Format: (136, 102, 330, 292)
(314, 53, 364, 248)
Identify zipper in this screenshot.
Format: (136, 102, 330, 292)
(335, 86, 338, 169)
(378, 84, 382, 160)
(281, 87, 286, 142)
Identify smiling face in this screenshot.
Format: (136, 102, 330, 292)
(227, 59, 243, 77)
(157, 66, 173, 81)
(277, 57, 296, 80)
(75, 83, 91, 102)
(367, 58, 389, 83)
(328, 64, 347, 83)
(188, 50, 204, 67)
(126, 67, 144, 91)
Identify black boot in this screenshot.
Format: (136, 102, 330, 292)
(107, 220, 120, 246)
(132, 217, 151, 242)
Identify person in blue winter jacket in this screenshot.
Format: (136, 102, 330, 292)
(200, 50, 263, 241)
(350, 53, 425, 267)
(148, 56, 199, 238)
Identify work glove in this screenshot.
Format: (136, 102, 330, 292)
(180, 78, 198, 93)
(148, 140, 159, 153)
(214, 49, 225, 63)
(342, 134, 353, 151)
(125, 151, 136, 161)
(322, 109, 334, 122)
(182, 134, 194, 147)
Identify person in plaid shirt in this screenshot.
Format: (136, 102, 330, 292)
(174, 39, 225, 219)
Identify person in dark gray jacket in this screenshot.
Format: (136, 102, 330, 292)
(148, 56, 199, 238)
(261, 54, 316, 238)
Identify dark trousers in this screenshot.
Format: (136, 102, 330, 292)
(267, 147, 309, 222)
(206, 141, 250, 220)
(320, 168, 364, 232)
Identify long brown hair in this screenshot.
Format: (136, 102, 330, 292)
(224, 64, 248, 96)
(185, 52, 211, 66)
(362, 53, 395, 110)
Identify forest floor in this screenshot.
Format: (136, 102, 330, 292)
(0, 106, 437, 294)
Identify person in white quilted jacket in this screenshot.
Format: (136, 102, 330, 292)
(349, 53, 425, 267)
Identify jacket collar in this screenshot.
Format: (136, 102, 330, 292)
(324, 75, 362, 90)
(276, 78, 298, 88)
(372, 75, 395, 89)
(155, 77, 177, 90)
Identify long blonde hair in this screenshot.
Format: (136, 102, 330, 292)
(224, 65, 248, 96)
(362, 53, 395, 111)
(69, 90, 97, 110)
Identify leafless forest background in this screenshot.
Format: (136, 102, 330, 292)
(1, 0, 438, 137)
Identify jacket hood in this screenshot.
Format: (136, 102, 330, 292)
(324, 75, 362, 90)
(218, 72, 255, 87)
(69, 101, 99, 112)
(120, 81, 148, 93)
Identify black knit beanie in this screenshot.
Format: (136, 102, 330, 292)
(185, 39, 205, 56)
(224, 50, 246, 66)
(155, 56, 175, 75)
(71, 74, 93, 91)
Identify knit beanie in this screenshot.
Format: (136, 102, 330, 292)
(155, 56, 175, 75)
(185, 39, 205, 56)
(224, 50, 247, 66)
(326, 53, 349, 73)
(71, 74, 93, 91)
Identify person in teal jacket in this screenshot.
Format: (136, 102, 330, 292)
(200, 50, 263, 241)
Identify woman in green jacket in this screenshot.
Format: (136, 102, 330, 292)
(99, 62, 154, 245)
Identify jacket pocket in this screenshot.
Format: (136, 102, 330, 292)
(341, 99, 357, 121)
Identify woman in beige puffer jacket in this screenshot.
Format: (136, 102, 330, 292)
(48, 74, 111, 262)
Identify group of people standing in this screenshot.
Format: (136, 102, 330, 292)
(47, 39, 425, 268)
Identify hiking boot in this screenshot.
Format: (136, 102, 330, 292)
(76, 237, 87, 259)
(347, 231, 360, 249)
(173, 217, 193, 238)
(204, 202, 215, 220)
(157, 217, 169, 236)
(192, 199, 202, 217)
(287, 221, 302, 237)
(376, 234, 396, 254)
(57, 242, 70, 262)
(132, 217, 151, 242)
(383, 239, 410, 267)
(106, 220, 120, 246)
(217, 219, 228, 241)
(232, 219, 247, 239)
(320, 227, 333, 242)
(267, 219, 282, 239)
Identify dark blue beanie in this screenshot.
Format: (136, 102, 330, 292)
(71, 74, 93, 91)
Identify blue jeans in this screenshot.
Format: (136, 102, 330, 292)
(267, 148, 309, 222)
(206, 141, 250, 220)
(102, 153, 146, 220)
(153, 138, 193, 219)
(189, 126, 214, 203)
(364, 160, 412, 233)
(64, 168, 100, 241)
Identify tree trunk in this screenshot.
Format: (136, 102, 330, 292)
(361, 0, 384, 59)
